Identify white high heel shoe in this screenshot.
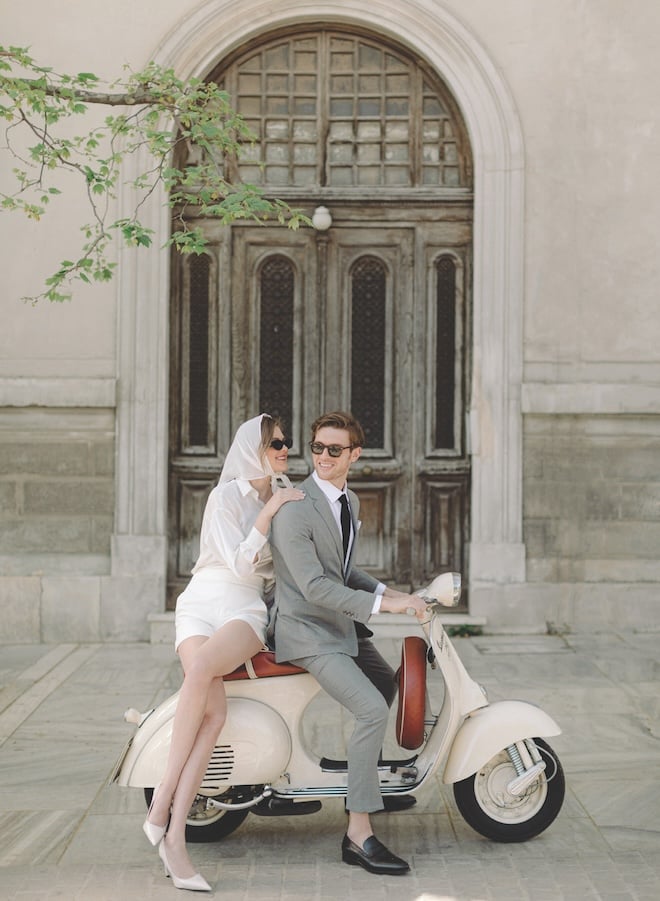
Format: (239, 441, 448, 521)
(158, 839, 212, 892)
(142, 782, 167, 846)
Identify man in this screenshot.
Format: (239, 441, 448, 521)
(269, 411, 427, 876)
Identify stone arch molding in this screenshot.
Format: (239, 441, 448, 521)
(112, 0, 526, 600)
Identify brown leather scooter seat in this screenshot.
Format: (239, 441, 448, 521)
(395, 636, 428, 750)
(225, 650, 307, 681)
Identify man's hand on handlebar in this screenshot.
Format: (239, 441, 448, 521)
(379, 591, 428, 621)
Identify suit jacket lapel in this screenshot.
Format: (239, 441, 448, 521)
(303, 474, 344, 562)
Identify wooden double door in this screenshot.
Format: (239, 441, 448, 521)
(167, 208, 471, 607)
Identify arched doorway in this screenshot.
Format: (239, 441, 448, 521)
(167, 27, 473, 606)
(111, 0, 526, 630)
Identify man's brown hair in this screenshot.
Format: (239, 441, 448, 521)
(310, 411, 365, 448)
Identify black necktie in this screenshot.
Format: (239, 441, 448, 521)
(339, 493, 351, 560)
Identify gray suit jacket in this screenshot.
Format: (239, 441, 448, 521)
(269, 473, 379, 662)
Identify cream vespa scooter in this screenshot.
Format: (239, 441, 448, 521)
(111, 573, 565, 844)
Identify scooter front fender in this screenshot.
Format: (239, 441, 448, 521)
(442, 699, 561, 784)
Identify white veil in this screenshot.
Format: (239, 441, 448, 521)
(219, 413, 292, 487)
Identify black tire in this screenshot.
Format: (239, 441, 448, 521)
(453, 738, 565, 843)
(144, 788, 249, 843)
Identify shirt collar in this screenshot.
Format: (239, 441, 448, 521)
(236, 478, 259, 498)
(312, 469, 346, 504)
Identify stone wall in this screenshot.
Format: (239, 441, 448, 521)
(0, 408, 114, 557)
(0, 405, 115, 641)
(524, 415, 660, 584)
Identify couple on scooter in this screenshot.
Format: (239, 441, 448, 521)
(143, 410, 427, 890)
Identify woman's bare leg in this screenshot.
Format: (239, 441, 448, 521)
(145, 635, 210, 833)
(150, 621, 263, 877)
(158, 676, 226, 878)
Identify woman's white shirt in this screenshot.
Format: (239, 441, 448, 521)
(192, 479, 273, 580)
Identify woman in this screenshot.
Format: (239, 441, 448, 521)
(143, 413, 304, 891)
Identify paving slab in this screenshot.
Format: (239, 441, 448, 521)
(0, 630, 658, 900)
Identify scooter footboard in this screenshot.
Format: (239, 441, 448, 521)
(442, 700, 561, 784)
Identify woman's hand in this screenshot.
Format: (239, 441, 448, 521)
(254, 487, 304, 536)
(268, 487, 305, 513)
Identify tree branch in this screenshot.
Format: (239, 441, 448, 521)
(0, 45, 310, 303)
(8, 77, 171, 108)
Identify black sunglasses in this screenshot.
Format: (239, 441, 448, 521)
(269, 437, 293, 450)
(309, 441, 354, 458)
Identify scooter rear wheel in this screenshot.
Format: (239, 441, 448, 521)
(452, 737, 565, 843)
(144, 788, 249, 843)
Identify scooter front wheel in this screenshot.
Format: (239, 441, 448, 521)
(453, 738, 565, 843)
(144, 788, 249, 843)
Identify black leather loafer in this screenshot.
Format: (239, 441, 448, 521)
(380, 794, 417, 812)
(341, 834, 410, 875)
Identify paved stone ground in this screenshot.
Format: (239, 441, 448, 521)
(0, 630, 659, 899)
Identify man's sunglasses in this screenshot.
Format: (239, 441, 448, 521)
(309, 441, 354, 458)
(269, 437, 293, 450)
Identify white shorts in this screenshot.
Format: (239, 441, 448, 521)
(174, 569, 268, 652)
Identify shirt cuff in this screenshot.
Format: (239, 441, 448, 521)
(372, 593, 383, 615)
(244, 526, 268, 558)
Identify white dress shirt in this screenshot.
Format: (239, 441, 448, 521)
(192, 479, 273, 581)
(311, 471, 384, 613)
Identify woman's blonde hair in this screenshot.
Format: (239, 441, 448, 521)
(259, 414, 285, 457)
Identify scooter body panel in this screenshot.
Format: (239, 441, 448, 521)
(116, 696, 291, 788)
(442, 699, 562, 784)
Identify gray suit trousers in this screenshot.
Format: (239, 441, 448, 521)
(354, 637, 397, 709)
(291, 650, 390, 813)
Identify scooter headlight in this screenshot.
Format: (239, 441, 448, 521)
(417, 572, 461, 606)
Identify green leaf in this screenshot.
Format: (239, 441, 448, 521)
(1, 46, 311, 301)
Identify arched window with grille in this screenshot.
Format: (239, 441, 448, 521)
(258, 254, 295, 427)
(350, 255, 389, 449)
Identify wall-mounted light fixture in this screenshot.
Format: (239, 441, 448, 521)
(312, 205, 332, 231)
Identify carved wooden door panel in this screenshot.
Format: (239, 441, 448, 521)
(168, 216, 470, 606)
(320, 220, 470, 591)
(320, 226, 414, 583)
(168, 223, 319, 607)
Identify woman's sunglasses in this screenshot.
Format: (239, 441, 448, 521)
(309, 441, 354, 458)
(269, 437, 293, 450)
